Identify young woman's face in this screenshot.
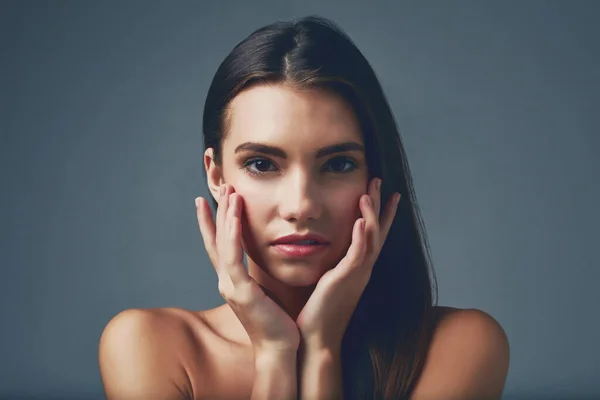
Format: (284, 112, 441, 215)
(218, 84, 369, 286)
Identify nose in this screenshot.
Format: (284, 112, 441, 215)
(278, 168, 322, 224)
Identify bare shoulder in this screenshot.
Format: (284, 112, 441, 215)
(431, 305, 508, 334)
(411, 306, 510, 399)
(98, 307, 205, 400)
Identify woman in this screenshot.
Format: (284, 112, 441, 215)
(99, 15, 510, 400)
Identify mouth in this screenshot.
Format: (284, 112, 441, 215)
(282, 239, 322, 245)
(271, 241, 329, 258)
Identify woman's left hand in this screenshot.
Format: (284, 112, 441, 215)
(295, 178, 401, 351)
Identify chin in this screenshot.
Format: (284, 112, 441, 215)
(245, 244, 340, 287)
(268, 264, 325, 287)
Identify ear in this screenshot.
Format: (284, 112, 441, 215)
(204, 147, 223, 204)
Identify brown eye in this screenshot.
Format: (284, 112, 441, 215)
(252, 159, 272, 172)
(242, 156, 357, 177)
(323, 156, 357, 173)
(243, 158, 277, 175)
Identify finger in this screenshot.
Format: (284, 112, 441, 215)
(215, 184, 228, 239)
(380, 193, 401, 243)
(371, 178, 381, 219)
(195, 197, 219, 272)
(225, 193, 249, 285)
(360, 193, 379, 254)
(339, 217, 367, 276)
(215, 185, 231, 275)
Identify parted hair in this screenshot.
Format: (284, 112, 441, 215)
(201, 15, 438, 399)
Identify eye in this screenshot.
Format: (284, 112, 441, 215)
(241, 156, 358, 177)
(323, 156, 357, 173)
(242, 158, 277, 175)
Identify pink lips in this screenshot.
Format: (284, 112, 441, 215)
(272, 243, 328, 258)
(271, 232, 329, 258)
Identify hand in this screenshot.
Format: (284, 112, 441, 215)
(295, 178, 400, 350)
(195, 184, 300, 353)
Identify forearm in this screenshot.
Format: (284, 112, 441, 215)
(251, 350, 298, 400)
(298, 345, 343, 400)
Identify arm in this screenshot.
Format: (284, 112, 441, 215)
(251, 349, 298, 400)
(298, 344, 343, 400)
(98, 309, 192, 400)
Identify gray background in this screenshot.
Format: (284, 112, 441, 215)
(2, 1, 598, 399)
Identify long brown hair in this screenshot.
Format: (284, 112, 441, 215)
(202, 15, 438, 399)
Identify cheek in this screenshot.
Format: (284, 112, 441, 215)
(235, 184, 269, 220)
(231, 185, 269, 249)
(228, 179, 268, 217)
(329, 188, 363, 220)
(326, 189, 363, 245)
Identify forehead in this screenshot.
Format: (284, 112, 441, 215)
(224, 84, 363, 151)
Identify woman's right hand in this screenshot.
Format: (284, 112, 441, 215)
(195, 184, 300, 353)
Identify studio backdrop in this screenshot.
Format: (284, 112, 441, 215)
(2, 1, 599, 399)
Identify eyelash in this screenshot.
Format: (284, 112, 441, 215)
(241, 156, 359, 177)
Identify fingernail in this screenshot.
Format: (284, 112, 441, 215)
(195, 197, 200, 207)
(395, 193, 401, 204)
(376, 178, 382, 190)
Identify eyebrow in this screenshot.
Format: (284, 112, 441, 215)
(234, 141, 365, 158)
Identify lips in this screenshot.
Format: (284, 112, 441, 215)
(271, 232, 329, 245)
(271, 243, 328, 257)
(271, 232, 330, 258)
(285, 239, 320, 245)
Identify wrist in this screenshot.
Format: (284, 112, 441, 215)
(298, 343, 343, 400)
(253, 342, 299, 358)
(299, 343, 340, 363)
(254, 347, 297, 365)
(251, 347, 298, 400)
(299, 337, 341, 356)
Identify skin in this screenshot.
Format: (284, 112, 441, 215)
(98, 83, 510, 400)
(206, 84, 372, 321)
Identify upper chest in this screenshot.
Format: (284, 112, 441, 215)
(179, 305, 455, 399)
